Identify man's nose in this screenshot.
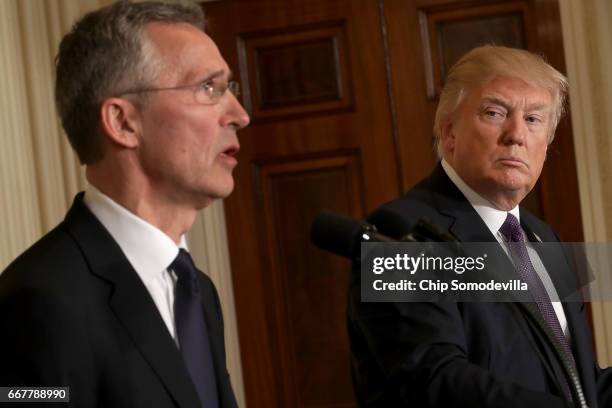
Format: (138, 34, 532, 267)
(223, 92, 250, 130)
(502, 114, 526, 145)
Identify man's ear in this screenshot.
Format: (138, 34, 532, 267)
(100, 97, 141, 149)
(440, 120, 456, 154)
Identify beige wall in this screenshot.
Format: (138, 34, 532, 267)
(559, 0, 612, 366)
(0, 0, 245, 405)
(0, 0, 90, 271)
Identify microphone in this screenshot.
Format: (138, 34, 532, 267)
(310, 211, 403, 261)
(310, 210, 456, 260)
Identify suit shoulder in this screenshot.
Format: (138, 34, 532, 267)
(367, 182, 440, 239)
(0, 222, 87, 293)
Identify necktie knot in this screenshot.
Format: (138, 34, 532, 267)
(171, 249, 198, 282)
(499, 213, 523, 242)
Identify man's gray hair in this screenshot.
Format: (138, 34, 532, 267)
(55, 0, 206, 164)
(433, 45, 568, 157)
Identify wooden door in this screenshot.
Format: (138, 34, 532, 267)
(204, 0, 583, 407)
(382, 0, 582, 240)
(204, 1, 401, 407)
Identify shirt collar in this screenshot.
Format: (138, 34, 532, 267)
(83, 185, 188, 285)
(441, 159, 520, 237)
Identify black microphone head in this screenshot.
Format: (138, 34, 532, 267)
(310, 210, 365, 259)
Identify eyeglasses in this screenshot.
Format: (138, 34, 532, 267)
(117, 80, 240, 105)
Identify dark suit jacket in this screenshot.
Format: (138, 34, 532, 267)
(0, 194, 237, 408)
(348, 164, 612, 408)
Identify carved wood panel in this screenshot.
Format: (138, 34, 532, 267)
(419, 1, 532, 98)
(205, 2, 401, 406)
(252, 152, 363, 407)
(238, 21, 354, 121)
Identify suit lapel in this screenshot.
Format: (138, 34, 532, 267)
(425, 164, 499, 243)
(513, 301, 570, 396)
(63, 195, 201, 408)
(520, 215, 577, 299)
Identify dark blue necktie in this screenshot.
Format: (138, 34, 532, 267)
(172, 249, 219, 408)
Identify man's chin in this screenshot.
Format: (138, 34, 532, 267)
(210, 180, 235, 200)
(490, 168, 533, 188)
(188, 180, 235, 209)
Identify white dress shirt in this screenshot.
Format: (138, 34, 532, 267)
(441, 160, 569, 337)
(83, 185, 187, 341)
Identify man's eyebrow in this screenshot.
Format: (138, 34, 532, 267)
(198, 69, 225, 82)
(183, 69, 226, 85)
(200, 69, 233, 83)
(524, 102, 550, 112)
(480, 96, 550, 112)
(480, 96, 511, 110)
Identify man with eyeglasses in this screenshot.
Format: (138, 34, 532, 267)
(0, 1, 248, 407)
